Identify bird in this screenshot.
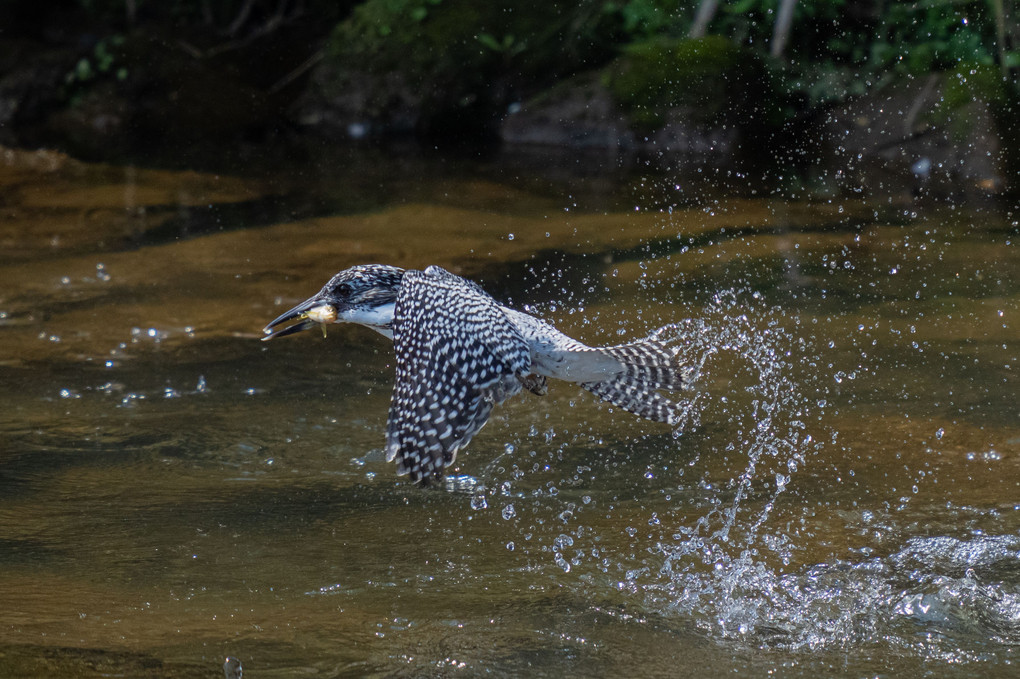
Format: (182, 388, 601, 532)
(262, 264, 694, 485)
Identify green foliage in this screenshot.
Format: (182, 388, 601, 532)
(476, 33, 526, 57)
(601, 0, 1014, 108)
(600, 0, 682, 36)
(866, 0, 997, 72)
(65, 35, 128, 91)
(58, 0, 1016, 139)
(332, 0, 446, 46)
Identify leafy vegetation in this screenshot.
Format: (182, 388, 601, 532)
(601, 0, 1016, 105)
(64, 35, 128, 92)
(317, 0, 1015, 134)
(3, 0, 1015, 150)
(51, 0, 1017, 105)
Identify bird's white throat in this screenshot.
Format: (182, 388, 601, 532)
(340, 302, 396, 338)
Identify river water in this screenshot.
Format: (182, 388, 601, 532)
(0, 145, 1017, 677)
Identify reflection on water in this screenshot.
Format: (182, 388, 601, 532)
(0, 145, 1017, 677)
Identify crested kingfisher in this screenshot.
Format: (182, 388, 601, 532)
(263, 264, 693, 484)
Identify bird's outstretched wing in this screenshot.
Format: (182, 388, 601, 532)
(386, 266, 531, 483)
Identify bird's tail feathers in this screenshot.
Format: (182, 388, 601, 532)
(581, 328, 698, 425)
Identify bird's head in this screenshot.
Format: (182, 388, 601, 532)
(262, 264, 406, 340)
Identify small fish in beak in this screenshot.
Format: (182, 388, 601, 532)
(262, 298, 338, 341)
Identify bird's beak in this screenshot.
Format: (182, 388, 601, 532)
(262, 296, 338, 341)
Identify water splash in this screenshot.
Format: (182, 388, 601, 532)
(492, 287, 833, 642)
(589, 289, 828, 641)
(651, 288, 822, 547)
(641, 534, 1020, 656)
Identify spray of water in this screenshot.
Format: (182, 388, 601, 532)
(479, 286, 831, 640)
(629, 289, 829, 639)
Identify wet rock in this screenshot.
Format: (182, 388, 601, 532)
(500, 37, 770, 165)
(501, 75, 742, 161)
(500, 72, 634, 151)
(297, 64, 422, 137)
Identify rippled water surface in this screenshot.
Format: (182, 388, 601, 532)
(1, 146, 1017, 677)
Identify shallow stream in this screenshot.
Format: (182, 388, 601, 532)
(0, 146, 1017, 676)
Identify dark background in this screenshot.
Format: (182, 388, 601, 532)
(1, 1, 1017, 193)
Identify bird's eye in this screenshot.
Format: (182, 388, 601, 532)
(335, 282, 353, 296)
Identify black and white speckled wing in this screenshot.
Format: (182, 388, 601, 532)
(385, 266, 531, 483)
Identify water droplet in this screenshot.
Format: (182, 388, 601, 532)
(501, 504, 516, 520)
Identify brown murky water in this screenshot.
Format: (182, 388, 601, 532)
(0, 145, 1017, 677)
